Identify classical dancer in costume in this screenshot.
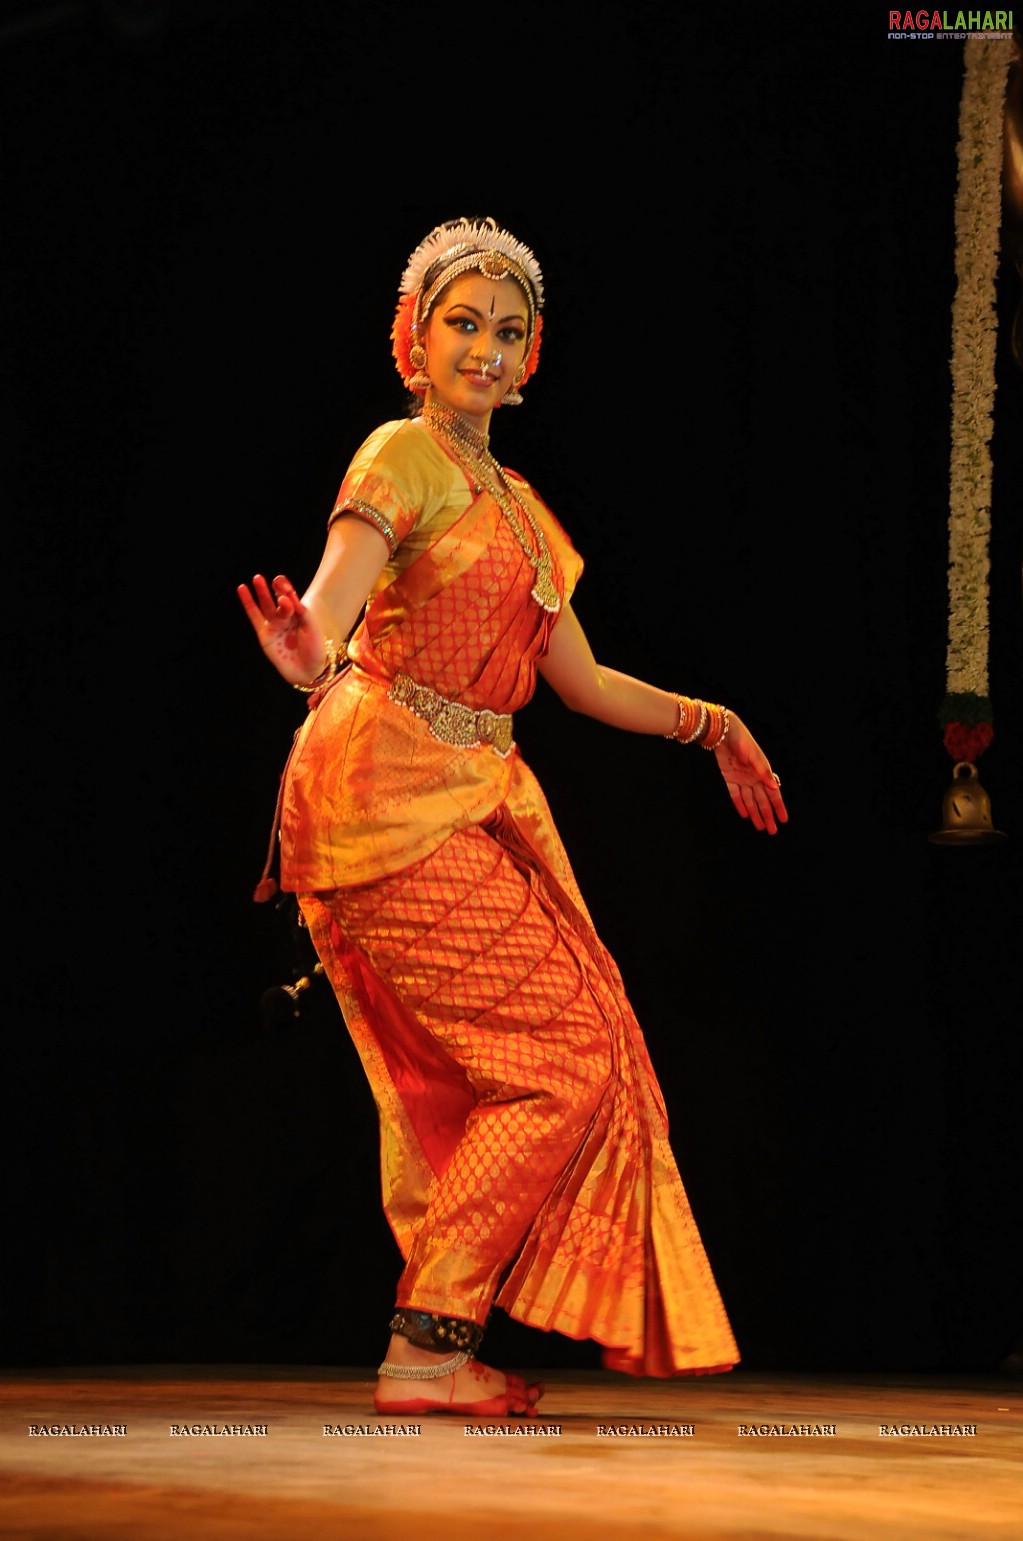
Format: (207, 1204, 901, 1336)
(238, 217, 788, 1418)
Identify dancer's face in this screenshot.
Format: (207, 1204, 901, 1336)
(422, 272, 529, 424)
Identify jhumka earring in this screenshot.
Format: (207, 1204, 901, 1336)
(408, 339, 431, 392)
(501, 363, 527, 407)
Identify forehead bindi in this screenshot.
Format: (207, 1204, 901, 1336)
(439, 274, 528, 325)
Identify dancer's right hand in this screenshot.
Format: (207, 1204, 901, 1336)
(236, 572, 330, 687)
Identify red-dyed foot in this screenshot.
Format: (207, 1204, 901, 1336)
(375, 1358, 544, 1418)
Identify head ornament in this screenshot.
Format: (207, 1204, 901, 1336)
(391, 216, 545, 400)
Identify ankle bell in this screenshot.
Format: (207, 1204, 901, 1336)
(389, 1308, 485, 1356)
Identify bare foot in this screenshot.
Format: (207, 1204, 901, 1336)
(375, 1333, 509, 1408)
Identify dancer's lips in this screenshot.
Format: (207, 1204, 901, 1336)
(461, 370, 497, 388)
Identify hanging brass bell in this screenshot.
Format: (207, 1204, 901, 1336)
(929, 760, 1007, 845)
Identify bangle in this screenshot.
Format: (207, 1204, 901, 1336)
(663, 693, 707, 744)
(293, 638, 346, 693)
(700, 703, 731, 750)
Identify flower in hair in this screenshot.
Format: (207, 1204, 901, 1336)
(391, 218, 546, 393)
(390, 292, 419, 389)
(398, 217, 544, 311)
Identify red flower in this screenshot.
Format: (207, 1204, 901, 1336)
(942, 721, 994, 761)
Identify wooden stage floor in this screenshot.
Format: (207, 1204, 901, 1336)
(0, 1365, 1019, 1539)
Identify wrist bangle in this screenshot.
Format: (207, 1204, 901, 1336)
(293, 638, 346, 693)
(663, 693, 707, 744)
(700, 703, 731, 750)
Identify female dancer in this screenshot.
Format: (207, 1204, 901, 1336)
(238, 216, 787, 1417)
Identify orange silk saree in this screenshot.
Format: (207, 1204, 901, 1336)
(280, 419, 738, 1376)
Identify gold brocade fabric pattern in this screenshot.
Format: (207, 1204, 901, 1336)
(279, 421, 578, 890)
(283, 418, 739, 1377)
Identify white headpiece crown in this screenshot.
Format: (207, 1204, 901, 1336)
(399, 217, 545, 314)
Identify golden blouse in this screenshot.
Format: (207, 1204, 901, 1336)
(279, 419, 584, 891)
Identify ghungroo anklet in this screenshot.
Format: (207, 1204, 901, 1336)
(376, 1351, 471, 1380)
(389, 1308, 485, 1356)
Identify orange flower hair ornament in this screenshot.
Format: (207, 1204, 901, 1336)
(391, 217, 545, 399)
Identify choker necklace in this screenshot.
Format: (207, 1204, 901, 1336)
(422, 401, 560, 613)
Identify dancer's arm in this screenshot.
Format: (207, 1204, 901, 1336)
(237, 516, 390, 688)
(538, 602, 788, 834)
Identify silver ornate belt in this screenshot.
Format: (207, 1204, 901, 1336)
(387, 672, 514, 758)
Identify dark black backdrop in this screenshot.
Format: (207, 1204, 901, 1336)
(3, 5, 1021, 1376)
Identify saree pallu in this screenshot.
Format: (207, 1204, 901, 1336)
(279, 419, 739, 1376)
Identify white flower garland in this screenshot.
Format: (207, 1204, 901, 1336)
(945, 37, 1013, 701)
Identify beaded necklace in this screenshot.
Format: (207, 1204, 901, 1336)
(422, 401, 561, 613)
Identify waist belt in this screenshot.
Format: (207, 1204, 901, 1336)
(387, 671, 514, 759)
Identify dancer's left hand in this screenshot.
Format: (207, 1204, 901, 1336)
(711, 713, 788, 834)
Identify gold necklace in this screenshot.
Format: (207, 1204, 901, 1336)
(422, 402, 561, 613)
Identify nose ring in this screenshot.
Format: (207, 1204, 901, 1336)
(476, 349, 503, 377)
